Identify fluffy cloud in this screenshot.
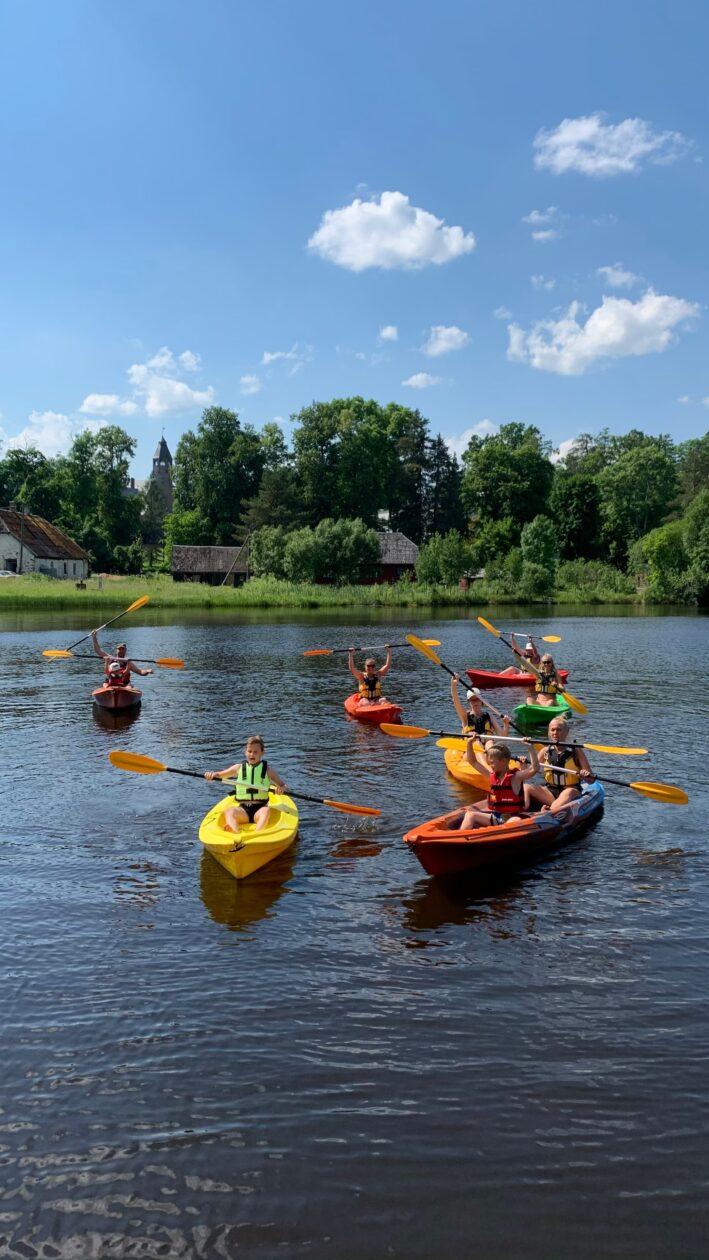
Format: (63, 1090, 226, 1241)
(421, 325, 470, 356)
(533, 113, 692, 177)
(240, 374, 262, 396)
(79, 393, 138, 416)
(677, 395, 691, 404)
(308, 191, 476, 271)
(261, 343, 312, 374)
(2, 410, 103, 458)
(127, 348, 215, 417)
(531, 274, 556, 291)
(378, 324, 398, 342)
(551, 437, 580, 465)
(507, 290, 699, 375)
(402, 372, 442, 389)
(445, 419, 498, 460)
(522, 207, 562, 243)
(532, 229, 559, 243)
(493, 306, 512, 320)
(596, 263, 641, 289)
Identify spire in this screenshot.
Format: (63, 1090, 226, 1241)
(152, 436, 172, 466)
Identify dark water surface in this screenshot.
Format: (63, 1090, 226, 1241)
(2, 609, 708, 1259)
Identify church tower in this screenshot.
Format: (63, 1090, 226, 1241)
(151, 436, 174, 511)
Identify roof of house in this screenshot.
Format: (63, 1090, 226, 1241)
(153, 437, 173, 464)
(0, 509, 89, 561)
(376, 531, 418, 565)
(171, 544, 249, 575)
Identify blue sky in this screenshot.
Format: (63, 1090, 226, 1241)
(0, 0, 707, 475)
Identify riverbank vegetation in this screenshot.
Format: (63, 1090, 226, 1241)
(1, 398, 707, 605)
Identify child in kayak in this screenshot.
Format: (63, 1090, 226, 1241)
(499, 634, 541, 676)
(450, 675, 509, 737)
(449, 741, 540, 830)
(527, 653, 562, 707)
(524, 717, 596, 815)
(204, 735, 289, 834)
(348, 647, 392, 706)
(91, 631, 153, 687)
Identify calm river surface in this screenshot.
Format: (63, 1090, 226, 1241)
(1, 608, 708, 1259)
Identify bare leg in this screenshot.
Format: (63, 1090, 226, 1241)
(525, 783, 553, 811)
(223, 805, 249, 833)
(460, 806, 493, 829)
(548, 787, 581, 815)
(253, 804, 274, 832)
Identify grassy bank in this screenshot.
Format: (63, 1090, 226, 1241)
(0, 573, 645, 610)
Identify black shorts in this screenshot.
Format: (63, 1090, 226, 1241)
(235, 800, 268, 823)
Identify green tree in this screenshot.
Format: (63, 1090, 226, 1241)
(469, 516, 517, 571)
(676, 433, 709, 507)
(173, 430, 200, 511)
(0, 448, 63, 518)
(598, 438, 678, 562)
(461, 423, 554, 531)
(548, 471, 601, 559)
(260, 421, 291, 471)
(312, 518, 380, 584)
(423, 437, 464, 538)
(250, 525, 289, 578)
(163, 507, 212, 566)
(416, 529, 475, 584)
(283, 527, 321, 583)
(521, 514, 559, 573)
(240, 467, 303, 533)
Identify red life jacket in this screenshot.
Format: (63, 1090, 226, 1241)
(487, 769, 525, 815)
(105, 660, 131, 687)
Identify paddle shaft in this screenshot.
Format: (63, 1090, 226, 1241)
(142, 764, 360, 810)
(66, 603, 144, 652)
(67, 654, 175, 665)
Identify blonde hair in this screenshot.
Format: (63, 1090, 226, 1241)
(245, 735, 265, 751)
(487, 743, 511, 761)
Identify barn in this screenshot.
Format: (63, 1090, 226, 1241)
(0, 509, 89, 579)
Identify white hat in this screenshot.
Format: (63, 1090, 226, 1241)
(466, 687, 482, 700)
(525, 641, 534, 651)
(108, 660, 123, 673)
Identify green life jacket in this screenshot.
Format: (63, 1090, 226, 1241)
(233, 759, 270, 803)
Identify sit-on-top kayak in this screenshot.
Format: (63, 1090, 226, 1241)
(466, 667, 569, 690)
(513, 696, 572, 729)
(404, 781, 604, 879)
(443, 743, 519, 792)
(198, 792, 299, 880)
(344, 693, 403, 726)
(92, 684, 142, 711)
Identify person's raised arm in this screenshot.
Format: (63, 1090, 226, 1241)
(465, 738, 489, 776)
(378, 647, 393, 678)
(348, 650, 363, 682)
(91, 630, 107, 660)
(490, 710, 509, 737)
(517, 742, 540, 784)
(450, 675, 468, 726)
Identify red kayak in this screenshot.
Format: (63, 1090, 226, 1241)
(404, 782, 604, 879)
(92, 684, 142, 711)
(466, 667, 569, 690)
(344, 693, 402, 726)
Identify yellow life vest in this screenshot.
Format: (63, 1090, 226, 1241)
(359, 674, 382, 700)
(535, 670, 559, 696)
(543, 747, 580, 790)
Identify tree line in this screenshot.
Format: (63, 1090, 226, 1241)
(1, 399, 706, 602)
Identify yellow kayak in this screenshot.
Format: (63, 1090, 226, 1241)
(443, 742, 520, 793)
(198, 793, 299, 880)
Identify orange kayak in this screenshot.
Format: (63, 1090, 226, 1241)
(344, 693, 402, 726)
(92, 684, 142, 711)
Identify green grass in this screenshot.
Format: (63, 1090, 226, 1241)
(0, 571, 649, 610)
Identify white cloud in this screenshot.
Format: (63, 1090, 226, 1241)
(522, 207, 558, 226)
(444, 419, 498, 460)
(79, 393, 138, 416)
(178, 350, 201, 371)
(2, 410, 105, 458)
(533, 113, 692, 177)
(531, 274, 556, 291)
(307, 190, 476, 271)
(551, 437, 580, 465)
(532, 229, 559, 243)
(493, 306, 512, 320)
(260, 342, 312, 375)
(402, 372, 442, 389)
(677, 395, 691, 404)
(379, 324, 398, 342)
(421, 324, 470, 356)
(596, 263, 641, 289)
(127, 348, 215, 417)
(508, 290, 699, 375)
(240, 374, 262, 396)
(703, 396, 709, 408)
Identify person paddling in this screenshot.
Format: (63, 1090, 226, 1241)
(204, 735, 289, 834)
(524, 717, 596, 815)
(348, 647, 392, 706)
(91, 630, 153, 686)
(450, 675, 509, 737)
(526, 653, 561, 707)
(499, 634, 541, 676)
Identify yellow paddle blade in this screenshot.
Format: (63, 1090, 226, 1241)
(303, 648, 333, 656)
(126, 595, 150, 613)
(155, 657, 185, 669)
(381, 722, 430, 739)
(477, 615, 501, 637)
(109, 750, 167, 775)
(405, 633, 442, 665)
(541, 635, 562, 643)
(42, 649, 74, 658)
(585, 743, 648, 756)
(436, 737, 467, 751)
(323, 798, 381, 817)
(630, 781, 688, 805)
(560, 689, 588, 716)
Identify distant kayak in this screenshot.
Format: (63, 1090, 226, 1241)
(92, 684, 142, 711)
(404, 782, 604, 879)
(199, 792, 299, 880)
(513, 696, 572, 729)
(466, 667, 569, 690)
(344, 693, 403, 726)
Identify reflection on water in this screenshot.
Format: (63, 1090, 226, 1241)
(92, 703, 142, 733)
(199, 849, 295, 932)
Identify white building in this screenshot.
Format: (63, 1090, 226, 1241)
(0, 508, 89, 579)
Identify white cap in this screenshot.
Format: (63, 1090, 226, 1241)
(525, 641, 534, 651)
(466, 687, 482, 700)
(108, 660, 123, 673)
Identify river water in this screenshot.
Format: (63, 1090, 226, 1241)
(1, 608, 708, 1259)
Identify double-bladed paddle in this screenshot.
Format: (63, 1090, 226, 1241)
(380, 723, 648, 756)
(43, 594, 150, 658)
(547, 764, 688, 805)
(43, 650, 184, 669)
(502, 630, 561, 643)
(108, 751, 381, 816)
(476, 616, 588, 715)
(303, 639, 440, 657)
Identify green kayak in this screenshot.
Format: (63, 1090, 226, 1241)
(513, 696, 572, 729)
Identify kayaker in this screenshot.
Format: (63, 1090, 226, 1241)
(451, 676, 509, 737)
(348, 648, 392, 706)
(526, 653, 561, 707)
(525, 717, 596, 815)
(450, 740, 540, 829)
(499, 634, 541, 676)
(91, 631, 153, 686)
(204, 735, 289, 834)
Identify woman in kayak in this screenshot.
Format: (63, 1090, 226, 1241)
(524, 717, 596, 815)
(450, 676, 509, 737)
(204, 735, 289, 834)
(448, 740, 540, 830)
(348, 647, 392, 705)
(499, 634, 541, 676)
(91, 631, 153, 686)
(526, 653, 562, 707)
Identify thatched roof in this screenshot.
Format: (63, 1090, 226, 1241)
(376, 531, 418, 565)
(0, 509, 88, 561)
(171, 544, 249, 574)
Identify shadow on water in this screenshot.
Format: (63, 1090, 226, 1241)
(397, 869, 539, 944)
(92, 704, 142, 733)
(198, 848, 295, 932)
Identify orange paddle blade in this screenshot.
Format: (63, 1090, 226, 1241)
(322, 798, 381, 816)
(155, 658, 185, 669)
(302, 649, 333, 656)
(477, 615, 501, 637)
(109, 750, 166, 775)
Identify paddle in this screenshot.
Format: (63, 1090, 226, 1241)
(108, 751, 381, 816)
(477, 616, 588, 716)
(304, 639, 440, 657)
(548, 764, 688, 805)
(405, 632, 519, 732)
(503, 631, 561, 643)
(43, 650, 184, 669)
(43, 594, 150, 658)
(381, 723, 647, 756)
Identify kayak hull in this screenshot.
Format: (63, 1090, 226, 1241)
(344, 693, 403, 726)
(199, 793, 299, 880)
(513, 697, 572, 729)
(466, 667, 569, 690)
(92, 684, 142, 711)
(404, 782, 604, 879)
(443, 746, 490, 793)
